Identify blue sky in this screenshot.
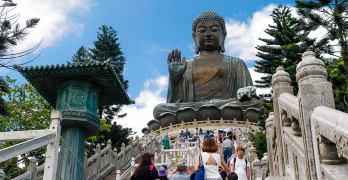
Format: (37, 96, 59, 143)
(1, 0, 296, 135)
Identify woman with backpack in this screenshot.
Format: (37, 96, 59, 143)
(131, 153, 160, 180)
(230, 147, 250, 180)
(194, 138, 229, 180)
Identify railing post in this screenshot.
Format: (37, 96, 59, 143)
(96, 143, 101, 174)
(296, 51, 335, 180)
(265, 113, 274, 176)
(43, 110, 62, 180)
(252, 157, 261, 180)
(84, 151, 88, 180)
(27, 157, 37, 180)
(249, 145, 257, 165)
(261, 153, 268, 180)
(171, 158, 176, 171)
(0, 169, 5, 180)
(130, 157, 135, 175)
(271, 66, 293, 177)
(116, 170, 121, 180)
(161, 147, 164, 163)
(113, 148, 118, 169)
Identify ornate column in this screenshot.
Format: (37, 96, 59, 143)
(265, 113, 274, 176)
(15, 62, 131, 180)
(296, 51, 335, 180)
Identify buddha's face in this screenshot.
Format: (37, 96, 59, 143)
(194, 20, 224, 52)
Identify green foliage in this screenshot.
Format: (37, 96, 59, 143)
(0, 76, 9, 115)
(0, 0, 40, 69)
(71, 45, 91, 64)
(325, 58, 348, 112)
(295, 0, 348, 85)
(0, 76, 51, 177)
(248, 132, 267, 160)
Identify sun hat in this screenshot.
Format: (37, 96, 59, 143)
(158, 166, 167, 176)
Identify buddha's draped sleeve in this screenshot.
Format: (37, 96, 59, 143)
(224, 56, 253, 99)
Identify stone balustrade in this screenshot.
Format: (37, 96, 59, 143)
(265, 51, 348, 180)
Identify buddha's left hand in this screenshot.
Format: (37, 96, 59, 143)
(237, 86, 256, 101)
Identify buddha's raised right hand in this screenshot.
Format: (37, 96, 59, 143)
(168, 49, 186, 85)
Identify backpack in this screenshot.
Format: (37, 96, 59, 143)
(233, 157, 248, 173)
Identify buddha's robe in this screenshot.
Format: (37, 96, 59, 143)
(153, 55, 262, 119)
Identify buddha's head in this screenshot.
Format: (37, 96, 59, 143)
(192, 11, 227, 54)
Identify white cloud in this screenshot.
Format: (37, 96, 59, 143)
(10, 0, 96, 53)
(114, 76, 167, 137)
(224, 4, 277, 61)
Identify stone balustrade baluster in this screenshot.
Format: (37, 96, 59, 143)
(161, 147, 164, 163)
(96, 143, 101, 174)
(113, 148, 118, 169)
(116, 170, 121, 180)
(252, 157, 261, 180)
(261, 153, 268, 180)
(131, 157, 135, 175)
(27, 157, 37, 180)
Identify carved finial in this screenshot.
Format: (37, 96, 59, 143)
(296, 51, 327, 84)
(107, 139, 112, 147)
(272, 66, 291, 87)
(253, 157, 261, 166)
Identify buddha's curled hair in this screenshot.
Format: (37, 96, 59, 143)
(192, 11, 227, 37)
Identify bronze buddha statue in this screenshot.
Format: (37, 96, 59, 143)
(149, 11, 263, 130)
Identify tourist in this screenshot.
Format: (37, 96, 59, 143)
(230, 147, 250, 180)
(194, 138, 229, 179)
(180, 130, 184, 137)
(180, 133, 186, 143)
(167, 163, 191, 180)
(199, 128, 203, 135)
(158, 166, 168, 180)
(214, 129, 219, 143)
(222, 136, 234, 163)
(194, 127, 198, 135)
(227, 172, 238, 180)
(204, 130, 210, 140)
(162, 134, 170, 149)
(131, 153, 160, 180)
(185, 128, 190, 139)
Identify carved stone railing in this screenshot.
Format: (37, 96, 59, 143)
(266, 51, 348, 180)
(149, 118, 260, 137)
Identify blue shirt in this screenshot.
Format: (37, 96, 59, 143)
(204, 134, 210, 140)
(185, 131, 190, 139)
(169, 172, 190, 180)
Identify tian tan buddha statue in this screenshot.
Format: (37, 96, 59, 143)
(145, 11, 263, 133)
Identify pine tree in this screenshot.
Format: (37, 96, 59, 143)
(89, 25, 128, 121)
(0, 0, 41, 69)
(254, 5, 318, 127)
(255, 5, 315, 94)
(295, 0, 348, 86)
(71, 45, 91, 64)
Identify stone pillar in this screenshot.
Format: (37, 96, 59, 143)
(27, 157, 37, 180)
(265, 112, 274, 176)
(271, 66, 293, 176)
(261, 153, 268, 180)
(296, 51, 335, 180)
(249, 145, 257, 164)
(252, 157, 262, 180)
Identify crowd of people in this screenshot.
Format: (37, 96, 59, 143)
(131, 127, 252, 180)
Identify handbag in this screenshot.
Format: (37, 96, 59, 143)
(194, 153, 205, 180)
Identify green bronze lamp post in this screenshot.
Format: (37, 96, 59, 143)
(15, 61, 131, 179)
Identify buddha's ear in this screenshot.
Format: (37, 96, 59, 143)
(195, 41, 200, 54)
(193, 34, 200, 54)
(220, 36, 226, 53)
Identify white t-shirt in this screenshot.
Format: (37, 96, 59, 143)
(231, 157, 250, 180)
(214, 130, 219, 137)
